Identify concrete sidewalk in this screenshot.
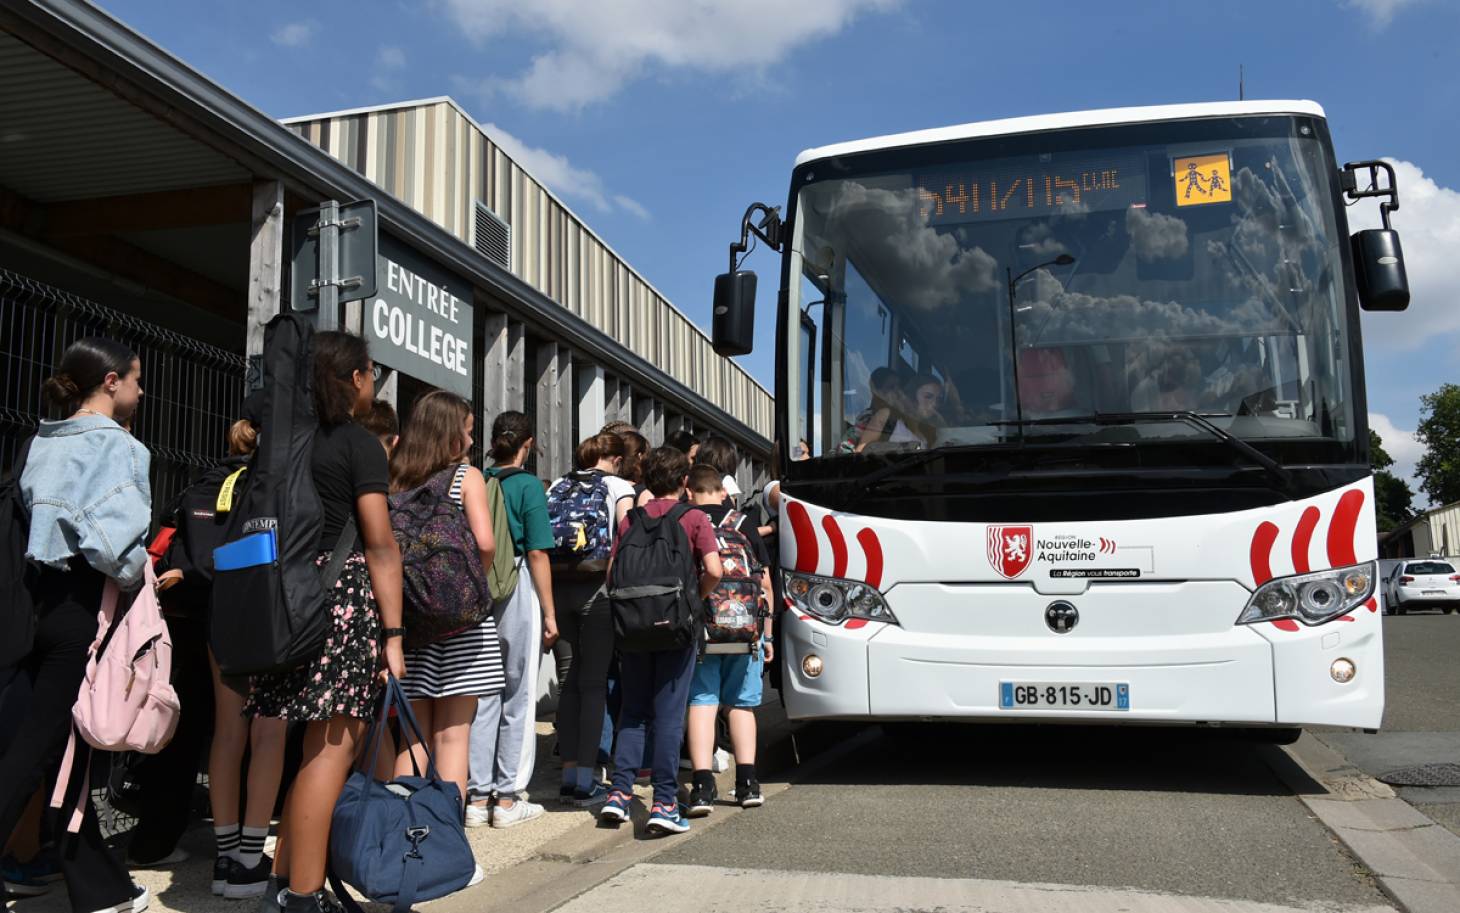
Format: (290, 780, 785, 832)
(13, 690, 835, 913)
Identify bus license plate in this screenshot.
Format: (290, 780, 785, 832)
(1000, 682, 1130, 711)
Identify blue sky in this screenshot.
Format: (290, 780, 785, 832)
(106, 0, 1458, 497)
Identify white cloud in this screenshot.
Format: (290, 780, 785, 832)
(378, 46, 407, 70)
(271, 20, 317, 48)
(1370, 411, 1423, 494)
(371, 46, 407, 93)
(1343, 0, 1424, 28)
(1352, 159, 1460, 353)
(483, 122, 650, 219)
(612, 194, 652, 221)
(441, 0, 900, 111)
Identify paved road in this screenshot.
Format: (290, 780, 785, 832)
(1318, 613, 1460, 837)
(552, 615, 1460, 913)
(646, 724, 1390, 911)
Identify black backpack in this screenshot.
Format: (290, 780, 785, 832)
(607, 503, 702, 653)
(156, 457, 250, 608)
(210, 314, 356, 676)
(0, 438, 37, 669)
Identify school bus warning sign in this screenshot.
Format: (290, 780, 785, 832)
(1174, 153, 1232, 206)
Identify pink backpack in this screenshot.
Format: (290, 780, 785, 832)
(49, 560, 179, 832)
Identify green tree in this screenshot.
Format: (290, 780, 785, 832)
(1370, 429, 1414, 532)
(1415, 384, 1460, 507)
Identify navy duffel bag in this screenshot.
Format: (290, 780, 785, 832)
(329, 676, 476, 913)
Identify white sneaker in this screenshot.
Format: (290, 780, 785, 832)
(712, 748, 732, 773)
(464, 803, 492, 829)
(490, 799, 544, 829)
(89, 883, 149, 913)
(467, 864, 485, 888)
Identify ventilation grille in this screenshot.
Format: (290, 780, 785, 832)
(474, 202, 511, 270)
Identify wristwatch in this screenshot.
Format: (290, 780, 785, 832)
(382, 627, 406, 640)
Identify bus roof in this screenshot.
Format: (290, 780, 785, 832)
(793, 100, 1327, 167)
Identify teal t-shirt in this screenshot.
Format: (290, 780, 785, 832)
(487, 466, 554, 554)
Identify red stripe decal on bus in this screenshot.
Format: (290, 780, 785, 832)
(823, 515, 849, 579)
(1291, 506, 1320, 574)
(1365, 597, 1378, 613)
(857, 528, 884, 590)
(844, 618, 868, 630)
(1326, 489, 1364, 568)
(786, 501, 819, 574)
(1250, 521, 1279, 586)
(1271, 618, 1300, 631)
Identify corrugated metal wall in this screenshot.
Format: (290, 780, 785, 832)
(288, 99, 773, 440)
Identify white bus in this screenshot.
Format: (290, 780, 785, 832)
(712, 101, 1411, 736)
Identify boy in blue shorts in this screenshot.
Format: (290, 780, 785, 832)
(684, 466, 774, 815)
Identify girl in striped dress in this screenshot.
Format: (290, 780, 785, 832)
(389, 391, 505, 809)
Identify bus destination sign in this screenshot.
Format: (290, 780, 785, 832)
(917, 153, 1147, 225)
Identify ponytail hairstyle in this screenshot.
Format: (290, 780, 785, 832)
(618, 430, 649, 483)
(489, 411, 534, 465)
(574, 431, 625, 470)
(390, 390, 472, 493)
(695, 434, 738, 479)
(41, 337, 137, 415)
(227, 419, 259, 456)
(311, 331, 372, 426)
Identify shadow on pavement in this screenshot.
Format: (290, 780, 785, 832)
(789, 722, 1310, 797)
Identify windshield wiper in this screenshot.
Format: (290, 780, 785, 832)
(856, 446, 965, 494)
(996, 411, 1295, 493)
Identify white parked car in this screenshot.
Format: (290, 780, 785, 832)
(1385, 559, 1460, 615)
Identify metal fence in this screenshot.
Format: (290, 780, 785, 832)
(0, 268, 246, 522)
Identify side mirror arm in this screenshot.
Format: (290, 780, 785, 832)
(728, 202, 785, 273)
(1342, 160, 1399, 229)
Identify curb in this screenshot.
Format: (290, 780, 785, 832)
(426, 701, 873, 912)
(1263, 734, 1460, 913)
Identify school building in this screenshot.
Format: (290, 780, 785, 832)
(0, 0, 774, 513)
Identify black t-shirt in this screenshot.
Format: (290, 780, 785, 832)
(694, 502, 770, 569)
(312, 421, 389, 551)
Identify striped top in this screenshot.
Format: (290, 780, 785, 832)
(400, 463, 506, 699)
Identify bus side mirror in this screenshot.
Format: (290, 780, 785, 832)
(712, 271, 757, 356)
(1352, 229, 1410, 311)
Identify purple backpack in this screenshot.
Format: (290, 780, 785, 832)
(390, 464, 490, 650)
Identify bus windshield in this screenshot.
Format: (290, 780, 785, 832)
(787, 116, 1357, 464)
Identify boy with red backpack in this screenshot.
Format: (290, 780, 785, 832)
(683, 465, 774, 815)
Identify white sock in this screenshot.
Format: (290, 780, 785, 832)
(214, 823, 240, 862)
(239, 825, 269, 869)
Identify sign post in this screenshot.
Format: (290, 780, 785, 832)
(291, 199, 378, 328)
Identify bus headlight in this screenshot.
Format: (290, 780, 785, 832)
(1237, 562, 1376, 627)
(784, 571, 897, 626)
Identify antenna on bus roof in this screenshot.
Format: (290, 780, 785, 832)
(1239, 64, 1245, 100)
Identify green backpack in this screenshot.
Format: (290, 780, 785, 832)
(485, 467, 528, 603)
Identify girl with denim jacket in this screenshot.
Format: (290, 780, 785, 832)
(1, 336, 152, 913)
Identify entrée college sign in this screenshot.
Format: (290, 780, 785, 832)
(367, 235, 473, 398)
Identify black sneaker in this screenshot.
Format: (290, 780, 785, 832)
(735, 780, 763, 808)
(280, 889, 343, 913)
(224, 855, 273, 899)
(212, 856, 238, 896)
(686, 780, 717, 818)
(558, 784, 577, 804)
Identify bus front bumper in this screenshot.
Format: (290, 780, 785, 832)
(779, 600, 1384, 729)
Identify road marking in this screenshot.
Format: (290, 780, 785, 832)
(553, 863, 1396, 913)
